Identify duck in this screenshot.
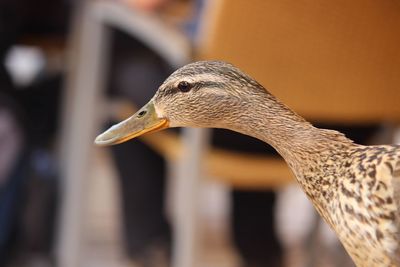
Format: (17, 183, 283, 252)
(95, 60, 400, 267)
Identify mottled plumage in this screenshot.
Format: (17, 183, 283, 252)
(95, 61, 400, 266)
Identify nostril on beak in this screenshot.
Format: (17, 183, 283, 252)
(137, 110, 147, 118)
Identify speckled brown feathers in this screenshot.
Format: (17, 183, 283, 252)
(149, 61, 400, 266)
(301, 144, 400, 266)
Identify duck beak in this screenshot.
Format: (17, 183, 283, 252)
(95, 100, 168, 146)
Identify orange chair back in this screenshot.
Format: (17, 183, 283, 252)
(198, 0, 400, 123)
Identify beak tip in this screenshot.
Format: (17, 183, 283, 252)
(94, 133, 112, 146)
(94, 138, 102, 146)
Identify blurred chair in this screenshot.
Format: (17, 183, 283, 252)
(198, 0, 400, 124)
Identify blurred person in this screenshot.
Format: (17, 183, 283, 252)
(107, 1, 283, 267)
(0, 0, 71, 265)
(0, 93, 26, 266)
(107, 30, 174, 266)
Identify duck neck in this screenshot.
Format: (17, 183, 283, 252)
(225, 90, 354, 196)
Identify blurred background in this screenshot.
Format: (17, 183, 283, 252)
(0, 0, 399, 267)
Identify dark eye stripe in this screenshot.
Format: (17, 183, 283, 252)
(159, 81, 225, 98)
(198, 81, 224, 89)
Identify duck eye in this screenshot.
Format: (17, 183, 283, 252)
(177, 81, 191, 92)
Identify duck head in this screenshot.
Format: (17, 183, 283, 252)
(95, 60, 269, 146)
